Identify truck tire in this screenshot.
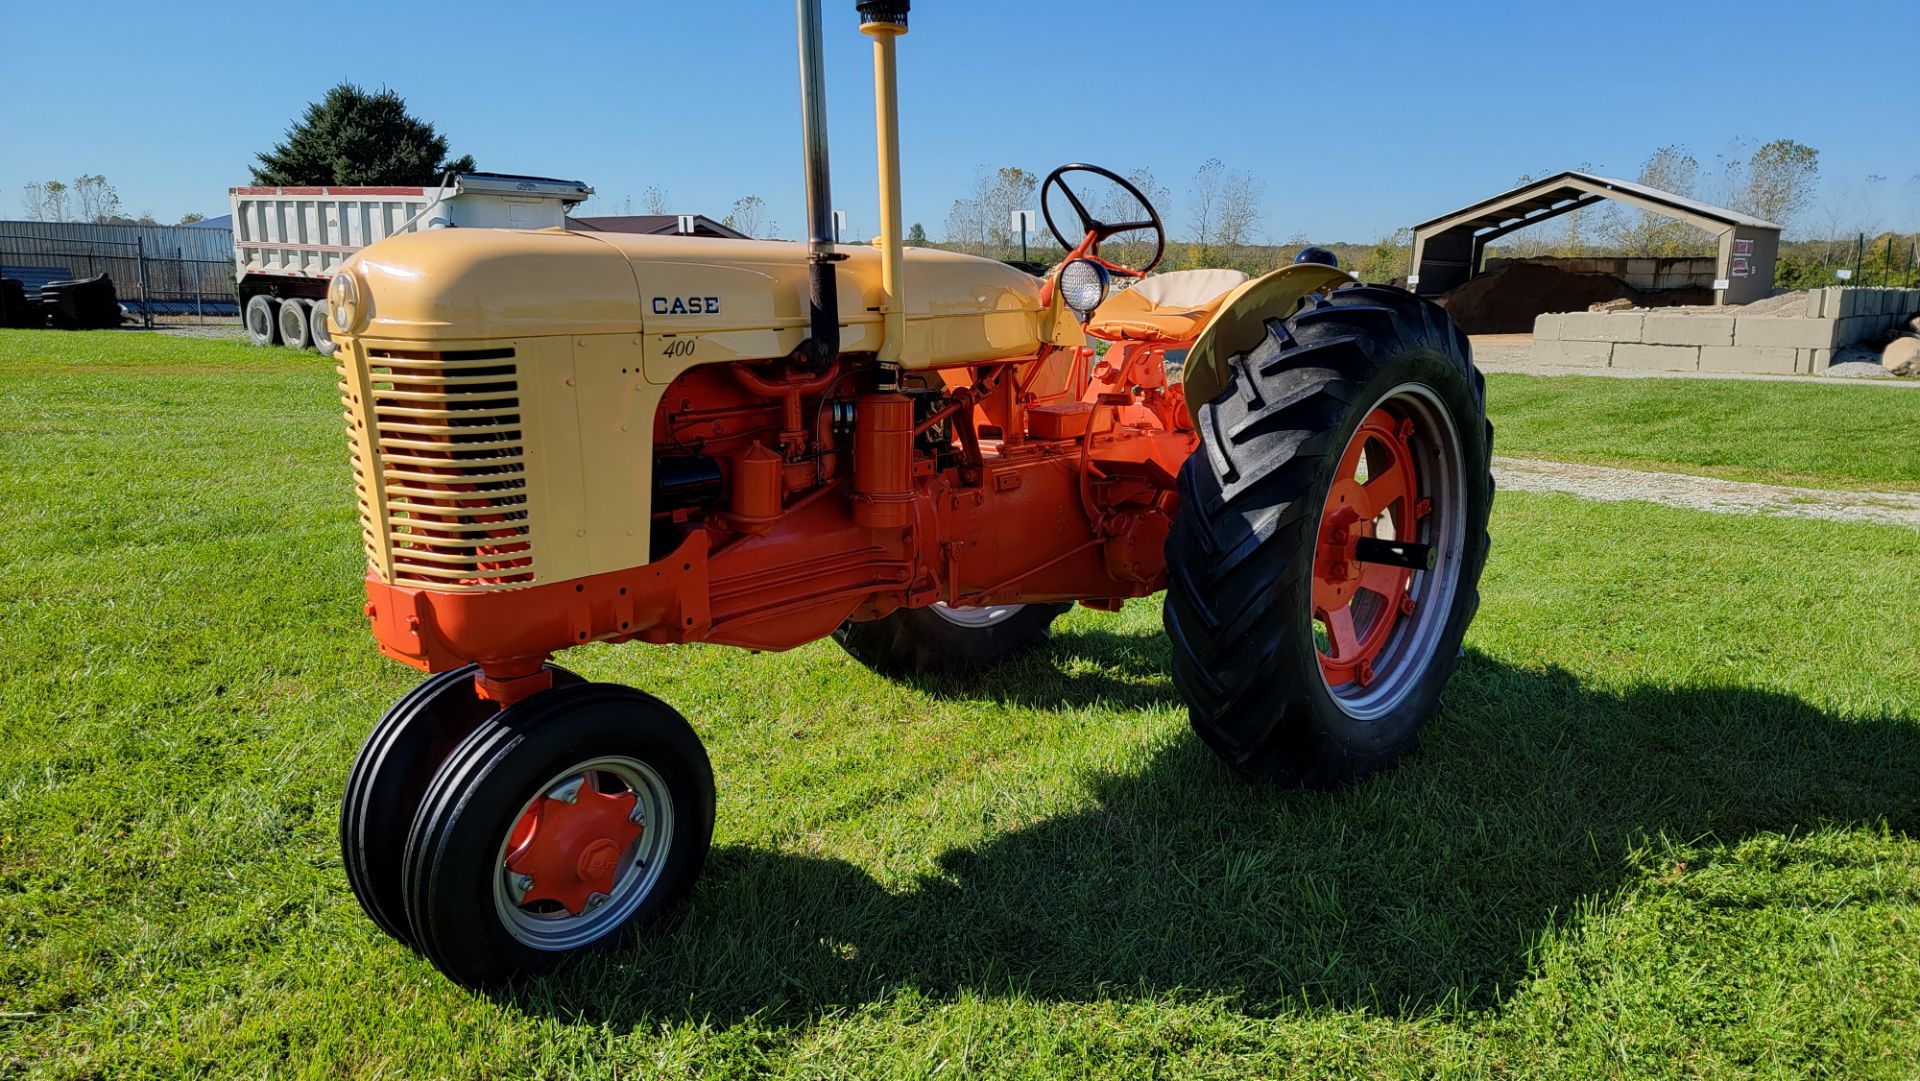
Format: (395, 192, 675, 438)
(1164, 283, 1492, 787)
(309, 300, 338, 357)
(279, 298, 312, 350)
(244, 295, 279, 347)
(833, 602, 1071, 678)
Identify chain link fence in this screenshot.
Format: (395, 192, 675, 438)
(0, 226, 238, 329)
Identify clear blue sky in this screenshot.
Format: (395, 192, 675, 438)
(3, 0, 1916, 242)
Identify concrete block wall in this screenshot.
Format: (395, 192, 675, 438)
(1529, 287, 1920, 374)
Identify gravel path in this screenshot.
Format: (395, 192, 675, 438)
(1494, 456, 1920, 529)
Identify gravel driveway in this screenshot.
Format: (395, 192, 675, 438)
(1494, 457, 1920, 529)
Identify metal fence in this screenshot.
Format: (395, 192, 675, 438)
(0, 221, 238, 328)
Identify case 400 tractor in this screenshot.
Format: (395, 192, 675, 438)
(329, 0, 1492, 986)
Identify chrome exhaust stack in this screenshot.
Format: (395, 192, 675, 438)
(794, 0, 840, 367)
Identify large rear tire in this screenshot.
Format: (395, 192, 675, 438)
(832, 602, 1070, 678)
(1164, 283, 1492, 787)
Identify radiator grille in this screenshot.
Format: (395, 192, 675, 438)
(342, 347, 536, 590)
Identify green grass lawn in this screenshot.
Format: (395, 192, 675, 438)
(1485, 372, 1920, 491)
(2, 329, 1917, 1078)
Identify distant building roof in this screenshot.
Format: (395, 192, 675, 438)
(188, 214, 232, 229)
(569, 214, 749, 240)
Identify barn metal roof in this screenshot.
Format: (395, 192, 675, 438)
(1413, 171, 1781, 238)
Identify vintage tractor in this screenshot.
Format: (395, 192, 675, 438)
(329, 0, 1492, 986)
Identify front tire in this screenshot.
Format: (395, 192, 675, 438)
(340, 664, 580, 949)
(832, 602, 1070, 678)
(1164, 283, 1492, 787)
(401, 682, 715, 986)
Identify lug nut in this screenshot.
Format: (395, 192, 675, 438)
(587, 892, 609, 910)
(513, 874, 534, 898)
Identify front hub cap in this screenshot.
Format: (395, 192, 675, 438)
(493, 756, 674, 950)
(1310, 385, 1466, 719)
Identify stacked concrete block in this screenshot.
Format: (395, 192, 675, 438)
(1642, 313, 1734, 347)
(1528, 287, 1920, 374)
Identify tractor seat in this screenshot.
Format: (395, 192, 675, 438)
(1086, 268, 1251, 343)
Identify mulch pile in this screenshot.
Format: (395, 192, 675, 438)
(1437, 262, 1712, 334)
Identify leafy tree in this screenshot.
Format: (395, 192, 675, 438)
(22, 175, 120, 223)
(1188, 159, 1262, 266)
(177, 212, 207, 225)
(21, 179, 68, 221)
(252, 83, 475, 186)
(944, 167, 1038, 258)
(1599, 145, 1715, 257)
(906, 222, 928, 245)
(1714, 138, 1818, 228)
(1356, 227, 1413, 283)
(722, 195, 766, 238)
(73, 175, 120, 223)
(1098, 168, 1169, 270)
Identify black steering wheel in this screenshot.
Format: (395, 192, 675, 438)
(1040, 163, 1166, 275)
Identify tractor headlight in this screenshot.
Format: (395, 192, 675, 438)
(1058, 258, 1109, 315)
(327, 271, 363, 334)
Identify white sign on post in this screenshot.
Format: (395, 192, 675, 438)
(677, 215, 696, 235)
(831, 210, 847, 240)
(1011, 210, 1037, 232)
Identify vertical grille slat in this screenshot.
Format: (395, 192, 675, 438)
(342, 347, 537, 590)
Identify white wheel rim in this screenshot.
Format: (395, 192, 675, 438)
(279, 301, 307, 344)
(246, 298, 275, 341)
(1315, 381, 1468, 721)
(491, 755, 674, 951)
(928, 602, 1023, 628)
(309, 304, 334, 352)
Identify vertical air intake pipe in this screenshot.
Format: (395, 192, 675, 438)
(857, 0, 909, 365)
(794, 0, 840, 368)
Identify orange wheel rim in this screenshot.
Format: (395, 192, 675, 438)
(1312, 406, 1428, 688)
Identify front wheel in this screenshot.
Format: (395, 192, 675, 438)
(401, 682, 715, 986)
(341, 663, 581, 949)
(1164, 283, 1492, 787)
(832, 602, 1070, 678)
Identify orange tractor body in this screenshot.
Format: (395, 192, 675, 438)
(326, 0, 1491, 987)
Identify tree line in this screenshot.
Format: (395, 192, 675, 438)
(19, 78, 1907, 293)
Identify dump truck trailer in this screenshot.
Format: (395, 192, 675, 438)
(229, 172, 591, 354)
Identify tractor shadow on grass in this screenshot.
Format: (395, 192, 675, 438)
(506, 638, 1920, 1028)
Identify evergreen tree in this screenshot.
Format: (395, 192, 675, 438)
(252, 84, 475, 186)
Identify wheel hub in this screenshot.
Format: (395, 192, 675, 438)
(1312, 407, 1425, 688)
(503, 777, 643, 916)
